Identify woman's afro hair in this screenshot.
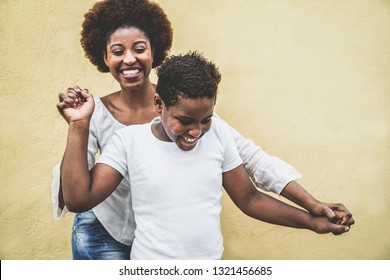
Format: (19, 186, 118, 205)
(156, 51, 222, 108)
(80, 0, 173, 72)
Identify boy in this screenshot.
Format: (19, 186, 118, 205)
(61, 51, 350, 259)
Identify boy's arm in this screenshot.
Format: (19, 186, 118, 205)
(59, 88, 123, 212)
(55, 116, 99, 214)
(217, 115, 354, 226)
(222, 165, 350, 234)
(53, 86, 100, 216)
(61, 121, 123, 211)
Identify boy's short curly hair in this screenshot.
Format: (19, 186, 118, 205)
(80, 0, 173, 72)
(156, 51, 221, 108)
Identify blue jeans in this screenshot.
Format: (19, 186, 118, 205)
(72, 210, 131, 260)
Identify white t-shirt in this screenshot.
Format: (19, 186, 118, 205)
(97, 117, 242, 259)
(51, 98, 301, 246)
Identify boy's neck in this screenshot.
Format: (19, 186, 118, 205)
(151, 120, 172, 142)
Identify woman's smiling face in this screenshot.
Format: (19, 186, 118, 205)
(104, 26, 154, 90)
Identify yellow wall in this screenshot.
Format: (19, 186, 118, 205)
(1, 0, 389, 259)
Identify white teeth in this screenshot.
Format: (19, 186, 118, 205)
(184, 137, 196, 143)
(122, 69, 140, 76)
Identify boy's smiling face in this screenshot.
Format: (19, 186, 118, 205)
(153, 94, 215, 151)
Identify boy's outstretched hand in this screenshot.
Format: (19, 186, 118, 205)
(56, 86, 94, 124)
(312, 215, 350, 235)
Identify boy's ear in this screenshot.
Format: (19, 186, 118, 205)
(154, 94, 163, 113)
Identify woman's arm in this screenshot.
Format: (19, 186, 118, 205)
(280, 181, 353, 226)
(222, 165, 350, 234)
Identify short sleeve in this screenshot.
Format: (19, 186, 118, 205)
(214, 113, 301, 195)
(214, 118, 243, 173)
(96, 131, 128, 177)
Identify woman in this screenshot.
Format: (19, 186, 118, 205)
(53, 0, 354, 260)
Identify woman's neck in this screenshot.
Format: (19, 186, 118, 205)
(101, 81, 159, 125)
(119, 80, 156, 109)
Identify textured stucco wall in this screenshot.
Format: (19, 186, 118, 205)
(0, 0, 389, 259)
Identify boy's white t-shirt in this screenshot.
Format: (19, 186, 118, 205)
(97, 117, 242, 259)
(51, 98, 301, 248)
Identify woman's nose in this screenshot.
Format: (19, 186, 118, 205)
(123, 51, 136, 64)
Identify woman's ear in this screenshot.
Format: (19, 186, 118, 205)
(103, 51, 109, 67)
(154, 94, 163, 114)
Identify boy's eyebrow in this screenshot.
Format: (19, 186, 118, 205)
(176, 113, 214, 120)
(204, 113, 214, 120)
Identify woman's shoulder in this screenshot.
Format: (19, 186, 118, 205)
(91, 94, 119, 124)
(96, 91, 116, 113)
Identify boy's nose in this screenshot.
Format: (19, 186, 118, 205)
(189, 126, 202, 138)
